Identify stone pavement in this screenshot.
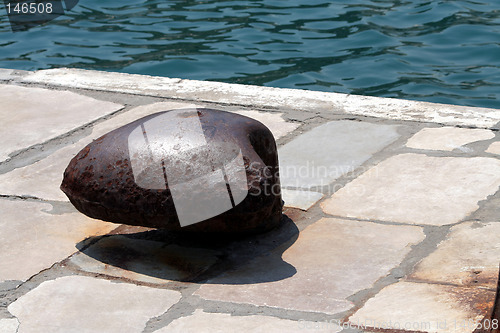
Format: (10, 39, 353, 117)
(1, 68, 499, 333)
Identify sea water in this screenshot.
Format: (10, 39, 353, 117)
(1, 0, 499, 108)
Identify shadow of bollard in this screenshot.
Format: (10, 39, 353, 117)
(73, 212, 300, 284)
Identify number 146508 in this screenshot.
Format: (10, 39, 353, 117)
(6, 2, 53, 14)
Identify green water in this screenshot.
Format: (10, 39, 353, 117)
(1, 0, 500, 109)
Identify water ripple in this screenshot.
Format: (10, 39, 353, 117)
(1, 0, 499, 108)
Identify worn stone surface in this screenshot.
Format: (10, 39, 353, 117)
(321, 154, 500, 225)
(0, 69, 13, 80)
(486, 141, 500, 155)
(278, 120, 400, 189)
(0, 144, 74, 201)
(22, 68, 500, 128)
(410, 221, 500, 289)
(0, 200, 117, 283)
(69, 235, 220, 284)
(2, 68, 499, 331)
(22, 68, 348, 115)
(8, 276, 181, 333)
(0, 84, 122, 161)
(349, 281, 495, 333)
(155, 309, 341, 333)
(342, 94, 500, 128)
(61, 108, 283, 233)
(233, 110, 300, 139)
(281, 189, 323, 210)
(0, 102, 197, 201)
(195, 218, 424, 314)
(406, 127, 495, 151)
(0, 318, 19, 333)
(284, 109, 317, 122)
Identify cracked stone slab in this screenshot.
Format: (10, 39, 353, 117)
(321, 154, 500, 226)
(406, 127, 495, 151)
(0, 102, 197, 201)
(284, 109, 317, 122)
(486, 141, 500, 155)
(195, 218, 424, 314)
(0, 200, 117, 283)
(0, 318, 19, 333)
(281, 189, 323, 210)
(349, 281, 495, 333)
(8, 275, 181, 333)
(69, 235, 220, 284)
(410, 221, 500, 289)
(278, 120, 400, 189)
(0, 84, 123, 161)
(233, 110, 300, 139)
(154, 309, 342, 333)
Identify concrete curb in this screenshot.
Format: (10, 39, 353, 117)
(2, 67, 499, 129)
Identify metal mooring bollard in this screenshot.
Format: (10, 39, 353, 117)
(474, 265, 500, 333)
(61, 108, 283, 234)
(491, 267, 500, 332)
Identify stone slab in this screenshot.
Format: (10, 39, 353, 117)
(8, 276, 181, 333)
(0, 200, 117, 283)
(486, 141, 500, 155)
(321, 154, 500, 225)
(0, 318, 19, 333)
(349, 281, 495, 333)
(343, 94, 500, 128)
(281, 189, 323, 210)
(21, 68, 347, 115)
(278, 120, 400, 189)
(406, 127, 495, 151)
(195, 218, 424, 314)
(0, 84, 123, 161)
(155, 309, 341, 333)
(0, 102, 197, 201)
(410, 221, 500, 289)
(21, 68, 500, 128)
(234, 110, 299, 139)
(69, 235, 220, 284)
(0, 69, 13, 80)
(284, 109, 317, 122)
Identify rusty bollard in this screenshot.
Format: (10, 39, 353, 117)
(474, 265, 500, 333)
(61, 108, 283, 234)
(491, 266, 500, 332)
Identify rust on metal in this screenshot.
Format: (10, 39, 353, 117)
(61, 108, 283, 234)
(474, 265, 500, 333)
